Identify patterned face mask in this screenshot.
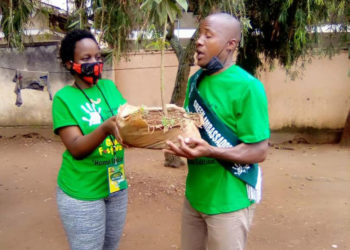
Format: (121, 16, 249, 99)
(71, 62, 104, 85)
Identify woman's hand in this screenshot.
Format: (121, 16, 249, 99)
(101, 116, 124, 145)
(58, 115, 126, 159)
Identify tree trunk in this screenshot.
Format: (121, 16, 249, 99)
(98, 0, 104, 43)
(170, 30, 198, 106)
(163, 30, 198, 168)
(340, 109, 350, 147)
(160, 19, 168, 116)
(8, 0, 13, 46)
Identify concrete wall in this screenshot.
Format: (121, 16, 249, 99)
(260, 52, 350, 130)
(0, 43, 113, 126)
(0, 46, 349, 131)
(114, 51, 180, 107)
(115, 50, 350, 131)
(0, 43, 65, 126)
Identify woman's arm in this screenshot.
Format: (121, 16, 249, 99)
(58, 116, 121, 159)
(165, 136, 268, 164)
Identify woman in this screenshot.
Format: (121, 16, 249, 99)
(52, 29, 128, 250)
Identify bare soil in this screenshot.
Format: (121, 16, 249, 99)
(140, 108, 201, 128)
(0, 129, 349, 250)
(120, 105, 202, 131)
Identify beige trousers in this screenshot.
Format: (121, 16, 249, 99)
(181, 198, 256, 250)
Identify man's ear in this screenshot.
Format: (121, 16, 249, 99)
(65, 61, 73, 70)
(227, 39, 238, 52)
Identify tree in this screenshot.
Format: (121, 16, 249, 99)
(91, 0, 143, 60)
(140, 0, 188, 115)
(235, 0, 349, 76)
(0, 0, 35, 50)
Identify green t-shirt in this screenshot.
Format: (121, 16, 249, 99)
(184, 65, 270, 214)
(52, 79, 127, 200)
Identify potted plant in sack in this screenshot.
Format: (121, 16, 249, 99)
(116, 0, 203, 149)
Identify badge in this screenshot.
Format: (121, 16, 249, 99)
(107, 162, 126, 194)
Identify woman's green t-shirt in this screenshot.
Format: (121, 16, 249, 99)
(52, 79, 127, 200)
(184, 65, 270, 214)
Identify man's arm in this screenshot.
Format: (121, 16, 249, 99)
(164, 136, 268, 164)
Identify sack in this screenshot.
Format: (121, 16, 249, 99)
(116, 103, 203, 149)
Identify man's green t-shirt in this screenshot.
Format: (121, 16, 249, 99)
(184, 65, 270, 214)
(52, 79, 127, 200)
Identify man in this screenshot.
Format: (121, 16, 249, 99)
(165, 13, 270, 250)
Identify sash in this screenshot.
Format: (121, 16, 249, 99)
(187, 70, 261, 197)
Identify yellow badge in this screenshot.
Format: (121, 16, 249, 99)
(107, 163, 126, 194)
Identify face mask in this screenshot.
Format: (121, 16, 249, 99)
(203, 56, 224, 75)
(202, 41, 230, 75)
(71, 62, 103, 85)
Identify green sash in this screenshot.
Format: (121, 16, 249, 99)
(187, 70, 259, 188)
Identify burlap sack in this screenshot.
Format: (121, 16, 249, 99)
(116, 103, 203, 149)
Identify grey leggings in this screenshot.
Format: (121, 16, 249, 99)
(56, 187, 128, 250)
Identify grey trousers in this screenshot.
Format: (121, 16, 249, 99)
(56, 187, 128, 250)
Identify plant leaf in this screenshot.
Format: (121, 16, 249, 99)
(165, 0, 178, 23)
(141, 0, 154, 10)
(68, 20, 80, 29)
(175, 0, 188, 11)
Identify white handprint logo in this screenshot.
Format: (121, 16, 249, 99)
(81, 102, 102, 126)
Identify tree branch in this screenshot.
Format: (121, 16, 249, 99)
(166, 22, 183, 60)
(170, 29, 198, 106)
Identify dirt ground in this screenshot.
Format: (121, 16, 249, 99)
(0, 128, 349, 250)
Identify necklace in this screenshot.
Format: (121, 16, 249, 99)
(74, 82, 118, 157)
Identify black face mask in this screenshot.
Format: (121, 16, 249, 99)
(203, 56, 224, 75)
(202, 41, 231, 75)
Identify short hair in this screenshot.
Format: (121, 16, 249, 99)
(59, 29, 98, 64)
(208, 13, 242, 42)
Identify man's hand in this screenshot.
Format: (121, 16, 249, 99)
(165, 136, 269, 164)
(164, 136, 214, 159)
